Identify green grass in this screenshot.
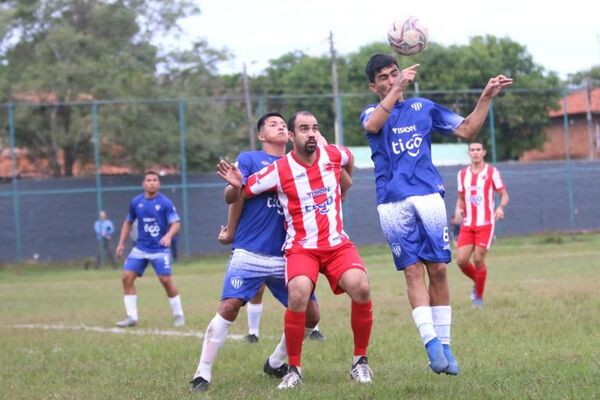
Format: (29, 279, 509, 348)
(1, 233, 600, 399)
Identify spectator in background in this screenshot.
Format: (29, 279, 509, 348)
(93, 210, 116, 269)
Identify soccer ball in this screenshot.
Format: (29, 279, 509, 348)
(387, 16, 428, 56)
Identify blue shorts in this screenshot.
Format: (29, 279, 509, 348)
(222, 249, 316, 306)
(377, 193, 451, 270)
(124, 247, 173, 276)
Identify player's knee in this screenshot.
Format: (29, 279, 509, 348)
(218, 299, 242, 321)
(305, 301, 320, 328)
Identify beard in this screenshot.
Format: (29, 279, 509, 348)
(304, 140, 317, 154)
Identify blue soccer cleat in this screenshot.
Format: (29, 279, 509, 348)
(442, 344, 460, 375)
(425, 337, 449, 374)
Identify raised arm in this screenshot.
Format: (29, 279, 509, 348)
(454, 75, 513, 140)
(363, 64, 419, 134)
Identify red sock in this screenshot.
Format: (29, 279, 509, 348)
(460, 262, 477, 282)
(474, 264, 487, 299)
(285, 309, 306, 367)
(351, 300, 373, 356)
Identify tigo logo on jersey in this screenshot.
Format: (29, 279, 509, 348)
(230, 277, 244, 289)
(391, 134, 424, 157)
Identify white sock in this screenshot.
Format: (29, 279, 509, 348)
(268, 327, 314, 369)
(169, 295, 184, 317)
(313, 324, 320, 332)
(432, 305, 452, 345)
(193, 313, 232, 382)
(124, 295, 138, 321)
(412, 306, 437, 346)
(246, 302, 263, 336)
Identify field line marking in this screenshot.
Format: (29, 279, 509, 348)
(9, 323, 247, 340)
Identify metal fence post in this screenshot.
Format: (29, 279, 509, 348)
(178, 99, 190, 258)
(8, 104, 22, 262)
(91, 102, 104, 265)
(562, 90, 575, 230)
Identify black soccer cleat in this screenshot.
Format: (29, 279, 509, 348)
(309, 329, 326, 341)
(263, 358, 289, 378)
(244, 333, 259, 343)
(189, 376, 209, 392)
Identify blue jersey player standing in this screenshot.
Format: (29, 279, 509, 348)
(115, 171, 185, 328)
(361, 54, 512, 375)
(189, 113, 321, 393)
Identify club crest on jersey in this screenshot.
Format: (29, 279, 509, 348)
(230, 276, 244, 289)
(411, 102, 423, 111)
(155, 204, 161, 210)
(391, 243, 402, 258)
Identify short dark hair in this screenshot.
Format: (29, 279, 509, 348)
(469, 141, 486, 150)
(257, 112, 285, 132)
(287, 111, 315, 133)
(144, 170, 160, 179)
(364, 53, 398, 83)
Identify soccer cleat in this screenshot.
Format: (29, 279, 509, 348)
(244, 333, 259, 343)
(469, 286, 476, 301)
(115, 316, 137, 328)
(472, 297, 484, 308)
(189, 376, 209, 392)
(350, 356, 373, 384)
(309, 329, 326, 341)
(425, 337, 449, 374)
(263, 358, 289, 378)
(442, 344, 460, 375)
(277, 366, 302, 390)
(173, 314, 185, 327)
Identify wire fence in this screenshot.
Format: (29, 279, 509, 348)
(1, 88, 598, 263)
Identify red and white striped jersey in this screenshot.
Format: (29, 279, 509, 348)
(244, 144, 351, 250)
(457, 164, 505, 227)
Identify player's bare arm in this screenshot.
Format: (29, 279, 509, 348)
(116, 219, 133, 257)
(364, 64, 419, 134)
(454, 196, 465, 224)
(218, 198, 243, 245)
(159, 221, 181, 248)
(495, 189, 510, 221)
(454, 75, 513, 140)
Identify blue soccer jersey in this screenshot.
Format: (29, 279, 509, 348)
(232, 150, 286, 256)
(127, 192, 180, 253)
(360, 97, 464, 205)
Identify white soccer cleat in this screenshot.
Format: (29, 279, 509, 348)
(173, 314, 185, 327)
(115, 316, 137, 328)
(350, 356, 373, 384)
(277, 366, 302, 390)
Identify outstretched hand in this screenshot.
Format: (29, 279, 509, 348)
(482, 75, 513, 99)
(394, 64, 420, 91)
(216, 160, 243, 188)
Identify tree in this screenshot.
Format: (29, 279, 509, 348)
(0, 0, 201, 176)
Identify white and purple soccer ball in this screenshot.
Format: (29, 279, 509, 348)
(387, 16, 429, 56)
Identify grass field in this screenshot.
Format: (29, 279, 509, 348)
(1, 233, 600, 399)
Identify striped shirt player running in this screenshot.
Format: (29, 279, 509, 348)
(115, 171, 185, 328)
(361, 54, 512, 375)
(217, 111, 374, 390)
(189, 113, 321, 393)
(454, 141, 509, 307)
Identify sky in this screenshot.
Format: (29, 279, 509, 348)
(180, 0, 599, 79)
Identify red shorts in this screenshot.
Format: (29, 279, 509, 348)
(457, 224, 495, 250)
(284, 241, 367, 295)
